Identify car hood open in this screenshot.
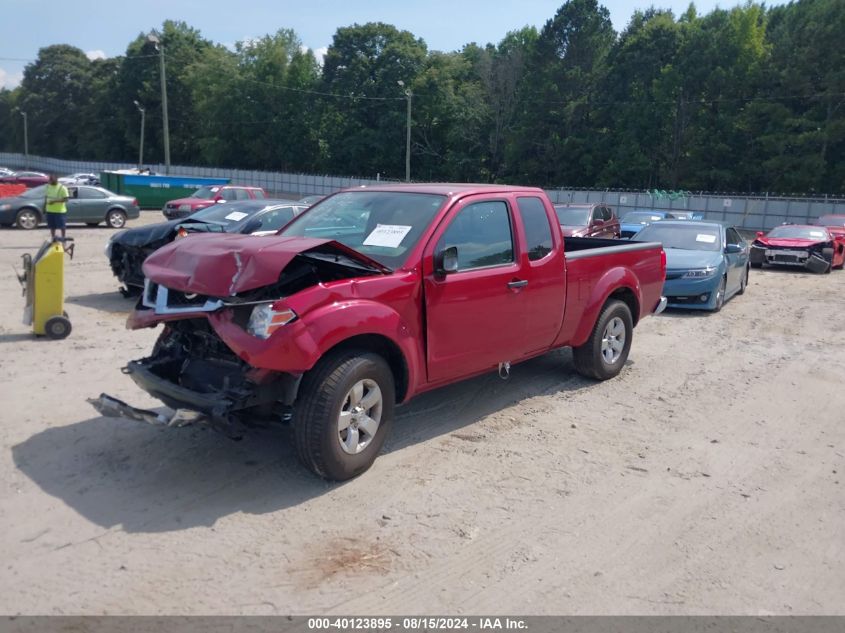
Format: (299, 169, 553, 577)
(142, 233, 390, 296)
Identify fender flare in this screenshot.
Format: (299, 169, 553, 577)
(569, 267, 642, 348)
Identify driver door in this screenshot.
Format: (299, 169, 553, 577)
(423, 196, 528, 384)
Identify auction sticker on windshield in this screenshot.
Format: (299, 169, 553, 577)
(363, 224, 413, 248)
(225, 211, 249, 221)
(696, 234, 717, 243)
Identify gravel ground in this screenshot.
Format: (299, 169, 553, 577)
(0, 215, 843, 615)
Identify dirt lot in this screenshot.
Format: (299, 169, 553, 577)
(0, 215, 843, 615)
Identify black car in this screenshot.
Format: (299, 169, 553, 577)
(106, 199, 306, 295)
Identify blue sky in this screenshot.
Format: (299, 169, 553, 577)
(1, 0, 784, 89)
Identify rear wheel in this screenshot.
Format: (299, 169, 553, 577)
(44, 315, 72, 340)
(573, 300, 633, 381)
(106, 209, 127, 228)
(16, 208, 40, 230)
(294, 350, 395, 480)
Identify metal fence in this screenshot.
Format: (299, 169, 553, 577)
(3, 152, 844, 230)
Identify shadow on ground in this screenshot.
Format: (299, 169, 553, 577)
(12, 349, 591, 533)
(65, 291, 135, 314)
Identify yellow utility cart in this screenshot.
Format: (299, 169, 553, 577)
(18, 238, 74, 340)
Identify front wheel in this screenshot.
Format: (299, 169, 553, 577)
(712, 276, 727, 312)
(573, 300, 633, 381)
(737, 266, 749, 295)
(106, 209, 127, 228)
(294, 350, 395, 480)
(16, 208, 40, 230)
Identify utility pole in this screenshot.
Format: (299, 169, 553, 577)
(398, 81, 412, 182)
(133, 100, 145, 168)
(147, 32, 170, 174)
(19, 110, 28, 168)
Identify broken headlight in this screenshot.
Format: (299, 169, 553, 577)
(246, 303, 297, 339)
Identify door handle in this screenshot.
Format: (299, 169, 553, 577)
(508, 279, 528, 289)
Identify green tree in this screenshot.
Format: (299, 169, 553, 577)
(319, 22, 428, 178)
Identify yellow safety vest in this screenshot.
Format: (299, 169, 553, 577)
(45, 183, 69, 213)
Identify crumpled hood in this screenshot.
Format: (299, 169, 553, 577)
(142, 233, 389, 296)
(111, 219, 184, 247)
(665, 248, 723, 271)
(757, 237, 827, 248)
(560, 225, 588, 237)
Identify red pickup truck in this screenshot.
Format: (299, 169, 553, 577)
(92, 184, 666, 480)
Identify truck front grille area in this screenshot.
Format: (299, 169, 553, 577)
(143, 279, 223, 314)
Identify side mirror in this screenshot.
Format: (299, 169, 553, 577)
(242, 219, 261, 234)
(435, 246, 459, 275)
(756, 231, 764, 238)
(725, 243, 743, 254)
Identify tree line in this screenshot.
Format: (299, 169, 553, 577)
(1, 0, 842, 194)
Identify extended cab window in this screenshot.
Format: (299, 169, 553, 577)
(438, 201, 514, 271)
(517, 197, 553, 261)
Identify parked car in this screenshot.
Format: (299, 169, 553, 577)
(815, 214, 845, 239)
(59, 172, 100, 186)
(0, 171, 49, 188)
(635, 220, 749, 312)
(107, 199, 307, 294)
(620, 210, 678, 238)
(297, 194, 326, 206)
(0, 184, 140, 229)
(553, 203, 620, 238)
(750, 224, 845, 273)
(162, 185, 267, 220)
(91, 183, 667, 480)
(670, 211, 705, 220)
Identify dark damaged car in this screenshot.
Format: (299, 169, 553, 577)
(750, 224, 845, 273)
(91, 184, 667, 480)
(106, 199, 306, 295)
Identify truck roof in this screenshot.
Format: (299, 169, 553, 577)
(346, 183, 546, 196)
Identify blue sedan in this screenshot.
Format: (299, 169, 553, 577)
(634, 221, 750, 312)
(619, 210, 679, 238)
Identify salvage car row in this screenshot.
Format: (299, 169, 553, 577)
(7, 176, 842, 482)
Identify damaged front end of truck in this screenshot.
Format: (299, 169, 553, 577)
(90, 234, 390, 436)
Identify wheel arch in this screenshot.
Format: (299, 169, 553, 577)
(314, 334, 410, 404)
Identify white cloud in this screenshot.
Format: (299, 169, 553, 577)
(85, 50, 106, 61)
(0, 67, 23, 89)
(304, 46, 328, 66)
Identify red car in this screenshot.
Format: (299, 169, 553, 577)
(554, 203, 621, 238)
(750, 224, 845, 273)
(92, 183, 667, 480)
(0, 171, 49, 188)
(816, 214, 845, 239)
(162, 185, 267, 220)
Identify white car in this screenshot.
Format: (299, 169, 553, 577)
(0, 166, 14, 177)
(59, 172, 100, 186)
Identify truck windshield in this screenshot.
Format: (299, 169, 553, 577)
(279, 191, 446, 268)
(636, 224, 722, 251)
(554, 207, 591, 226)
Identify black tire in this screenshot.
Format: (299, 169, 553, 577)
(712, 276, 727, 312)
(294, 350, 395, 480)
(44, 315, 71, 340)
(573, 300, 633, 381)
(106, 208, 127, 229)
(15, 207, 40, 230)
(737, 265, 749, 295)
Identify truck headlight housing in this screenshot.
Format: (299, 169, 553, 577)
(246, 304, 297, 339)
(682, 267, 718, 278)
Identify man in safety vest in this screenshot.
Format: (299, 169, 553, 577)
(44, 174, 69, 240)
